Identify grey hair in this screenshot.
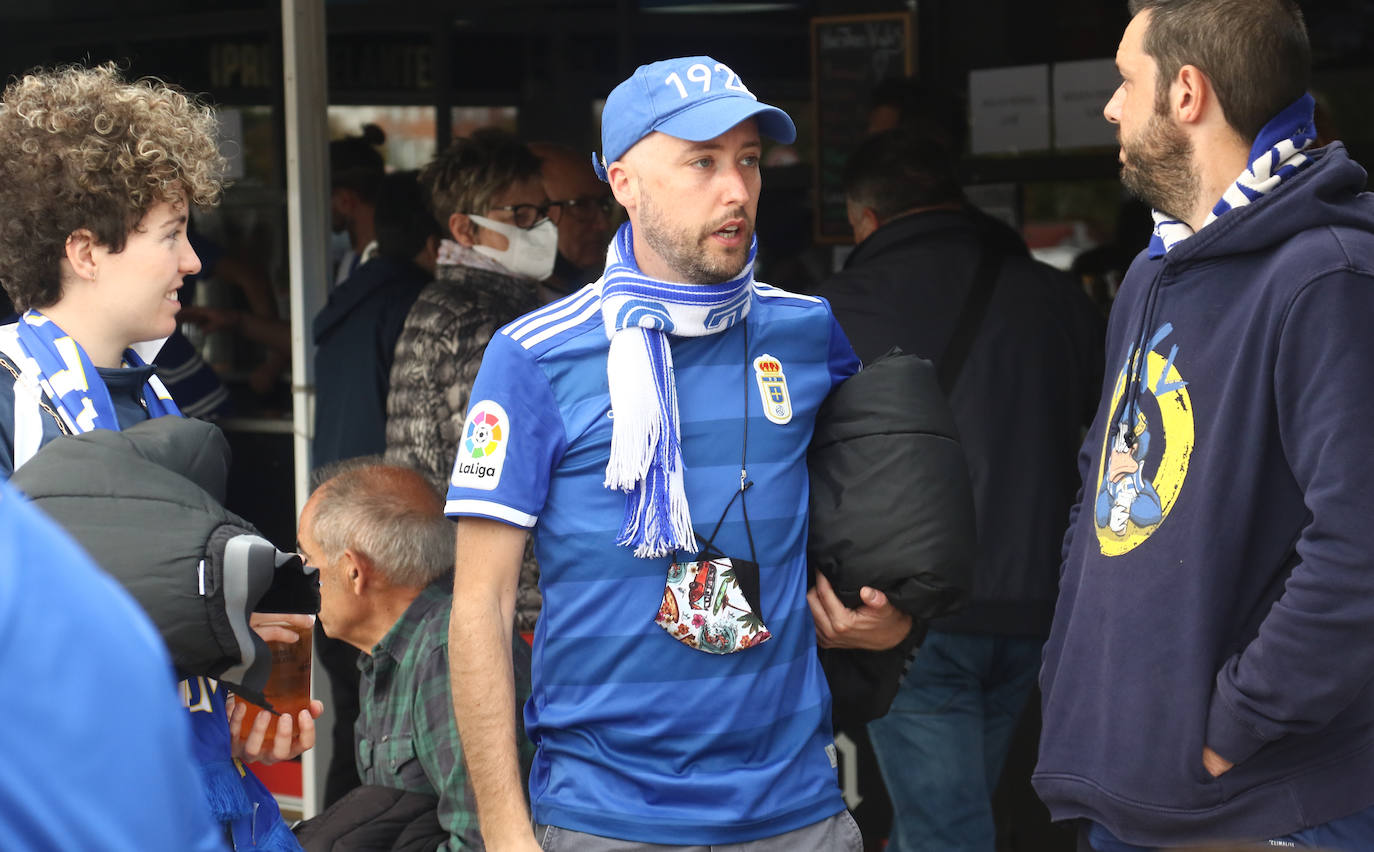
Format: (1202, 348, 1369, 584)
(309, 463, 453, 588)
(311, 454, 383, 490)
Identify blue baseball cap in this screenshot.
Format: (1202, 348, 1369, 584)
(591, 56, 797, 182)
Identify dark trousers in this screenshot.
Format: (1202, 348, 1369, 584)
(867, 631, 1042, 852)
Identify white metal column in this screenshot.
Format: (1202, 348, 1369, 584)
(281, 0, 330, 819)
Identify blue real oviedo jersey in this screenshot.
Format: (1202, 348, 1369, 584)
(445, 281, 860, 844)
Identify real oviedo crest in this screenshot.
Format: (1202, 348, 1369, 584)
(752, 354, 793, 425)
(450, 400, 509, 491)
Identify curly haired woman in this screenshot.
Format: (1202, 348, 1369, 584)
(0, 63, 223, 471)
(0, 64, 314, 850)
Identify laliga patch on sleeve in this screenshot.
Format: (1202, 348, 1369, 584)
(450, 400, 510, 491)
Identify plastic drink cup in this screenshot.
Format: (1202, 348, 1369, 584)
(235, 620, 312, 743)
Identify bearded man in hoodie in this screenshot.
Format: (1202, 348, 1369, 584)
(1034, 2, 1374, 850)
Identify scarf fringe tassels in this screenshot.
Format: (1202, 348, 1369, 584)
(605, 328, 695, 557)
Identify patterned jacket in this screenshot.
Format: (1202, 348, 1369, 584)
(385, 260, 543, 630)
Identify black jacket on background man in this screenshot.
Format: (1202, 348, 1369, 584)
(818, 207, 1104, 637)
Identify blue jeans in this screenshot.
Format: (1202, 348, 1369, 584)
(1085, 802, 1374, 851)
(866, 631, 1042, 852)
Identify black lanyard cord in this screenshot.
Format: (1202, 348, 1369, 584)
(691, 319, 757, 565)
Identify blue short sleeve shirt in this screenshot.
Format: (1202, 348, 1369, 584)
(446, 282, 860, 845)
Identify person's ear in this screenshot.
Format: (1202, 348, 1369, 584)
(64, 229, 99, 282)
(861, 208, 881, 240)
(846, 201, 881, 244)
(1172, 65, 1208, 125)
(448, 212, 477, 247)
(606, 161, 637, 214)
(339, 549, 371, 595)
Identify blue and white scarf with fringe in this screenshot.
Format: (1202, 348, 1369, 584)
(600, 221, 754, 558)
(1150, 93, 1318, 258)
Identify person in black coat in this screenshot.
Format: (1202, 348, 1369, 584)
(815, 127, 1104, 852)
(313, 170, 442, 471)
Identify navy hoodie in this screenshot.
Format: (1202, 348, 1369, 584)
(1034, 143, 1374, 846)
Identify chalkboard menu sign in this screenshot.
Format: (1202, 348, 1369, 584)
(811, 13, 914, 244)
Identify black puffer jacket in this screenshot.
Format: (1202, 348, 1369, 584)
(10, 416, 318, 709)
(808, 349, 976, 621)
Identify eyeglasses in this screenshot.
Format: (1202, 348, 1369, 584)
(551, 195, 617, 222)
(485, 201, 563, 230)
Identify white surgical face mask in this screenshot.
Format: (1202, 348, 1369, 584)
(468, 214, 559, 281)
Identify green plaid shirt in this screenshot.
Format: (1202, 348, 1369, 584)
(356, 585, 533, 850)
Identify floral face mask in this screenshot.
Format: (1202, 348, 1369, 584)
(654, 485, 770, 654)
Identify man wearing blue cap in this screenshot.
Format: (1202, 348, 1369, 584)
(446, 57, 903, 850)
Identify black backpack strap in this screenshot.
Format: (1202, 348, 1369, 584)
(937, 247, 1005, 395)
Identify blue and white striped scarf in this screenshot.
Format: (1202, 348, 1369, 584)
(600, 221, 754, 558)
(1150, 94, 1317, 258)
(15, 309, 179, 430)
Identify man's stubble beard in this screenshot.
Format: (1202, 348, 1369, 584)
(1120, 107, 1199, 223)
(637, 185, 751, 285)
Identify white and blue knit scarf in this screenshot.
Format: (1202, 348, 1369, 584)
(1150, 93, 1317, 258)
(600, 222, 755, 558)
(15, 309, 179, 430)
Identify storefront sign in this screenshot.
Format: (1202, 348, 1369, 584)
(969, 64, 1050, 155)
(1053, 59, 1118, 150)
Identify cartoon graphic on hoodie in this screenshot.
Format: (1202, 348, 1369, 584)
(1093, 322, 1195, 556)
(1096, 411, 1163, 535)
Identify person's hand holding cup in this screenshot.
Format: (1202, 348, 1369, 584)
(229, 612, 324, 764)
